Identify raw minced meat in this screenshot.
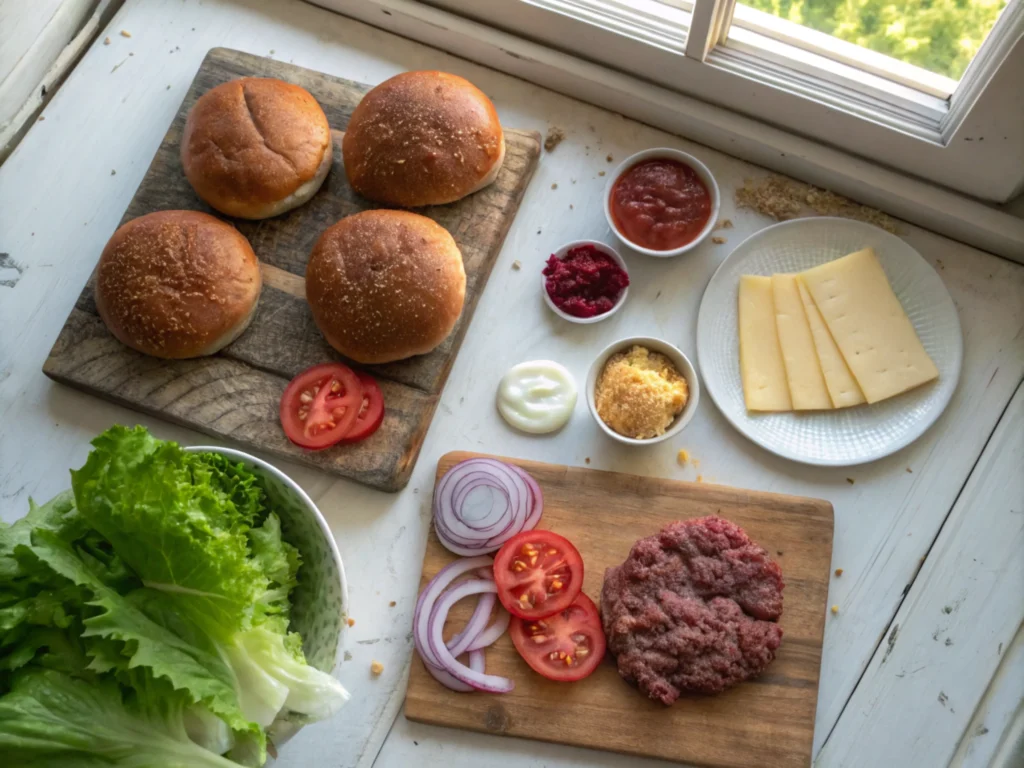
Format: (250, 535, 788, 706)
(601, 516, 784, 704)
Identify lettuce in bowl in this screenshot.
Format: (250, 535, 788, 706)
(0, 426, 349, 766)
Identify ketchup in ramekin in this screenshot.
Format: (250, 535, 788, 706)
(610, 158, 712, 251)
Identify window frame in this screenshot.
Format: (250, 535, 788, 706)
(399, 0, 1022, 203)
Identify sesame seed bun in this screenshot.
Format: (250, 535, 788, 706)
(95, 210, 262, 359)
(305, 210, 466, 364)
(181, 77, 332, 220)
(342, 71, 504, 207)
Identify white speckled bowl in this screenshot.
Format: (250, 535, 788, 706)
(586, 336, 700, 445)
(184, 446, 347, 743)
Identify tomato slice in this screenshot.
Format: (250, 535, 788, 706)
(339, 372, 385, 444)
(493, 530, 583, 620)
(280, 363, 362, 450)
(509, 593, 606, 682)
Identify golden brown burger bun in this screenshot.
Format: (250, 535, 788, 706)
(181, 77, 332, 219)
(342, 71, 504, 207)
(95, 210, 262, 359)
(306, 210, 466, 363)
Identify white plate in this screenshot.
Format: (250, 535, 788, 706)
(696, 217, 962, 466)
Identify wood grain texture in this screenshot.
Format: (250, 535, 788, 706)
(41, 47, 541, 491)
(405, 452, 835, 768)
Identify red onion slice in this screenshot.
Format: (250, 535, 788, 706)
(427, 579, 513, 693)
(433, 458, 542, 555)
(413, 556, 493, 668)
(448, 593, 496, 658)
(465, 608, 511, 652)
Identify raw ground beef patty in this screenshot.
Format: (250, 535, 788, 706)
(601, 516, 784, 704)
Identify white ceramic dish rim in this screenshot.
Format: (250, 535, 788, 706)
(541, 239, 630, 324)
(694, 216, 964, 466)
(586, 336, 700, 445)
(603, 147, 721, 258)
(184, 445, 348, 663)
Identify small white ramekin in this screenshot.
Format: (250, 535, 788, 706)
(586, 336, 700, 445)
(604, 147, 720, 258)
(541, 239, 630, 325)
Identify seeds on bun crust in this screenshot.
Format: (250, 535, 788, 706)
(305, 210, 466, 364)
(95, 211, 262, 359)
(181, 77, 332, 220)
(342, 71, 504, 207)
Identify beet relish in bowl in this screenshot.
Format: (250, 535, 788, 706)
(542, 240, 630, 324)
(604, 148, 720, 258)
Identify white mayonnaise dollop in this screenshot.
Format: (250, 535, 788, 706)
(496, 360, 577, 434)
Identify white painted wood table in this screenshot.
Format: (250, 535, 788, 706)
(1, 1, 1021, 766)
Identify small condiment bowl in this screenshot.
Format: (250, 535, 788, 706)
(541, 239, 630, 325)
(604, 147, 721, 258)
(586, 336, 700, 445)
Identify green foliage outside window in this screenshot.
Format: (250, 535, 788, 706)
(742, 0, 1009, 79)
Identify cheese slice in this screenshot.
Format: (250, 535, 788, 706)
(796, 277, 866, 408)
(771, 274, 833, 410)
(738, 275, 792, 412)
(799, 248, 938, 403)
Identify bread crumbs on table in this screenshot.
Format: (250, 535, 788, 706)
(846, 477, 855, 484)
(715, 219, 733, 230)
(711, 236, 727, 244)
(103, 36, 111, 45)
(677, 449, 689, 465)
(834, 568, 844, 576)
(347, 617, 355, 627)
(585, 457, 591, 464)
(120, 30, 131, 37)
(696, 474, 704, 483)
(511, 260, 521, 270)
(544, 126, 565, 152)
(831, 605, 839, 614)
(370, 661, 384, 676)
(389, 600, 396, 607)
(598, 170, 606, 176)
(551, 182, 558, 190)
(906, 467, 913, 473)
(606, 154, 614, 162)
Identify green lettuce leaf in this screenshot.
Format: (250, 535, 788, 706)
(0, 669, 239, 767)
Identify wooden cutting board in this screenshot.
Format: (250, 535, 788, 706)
(42, 49, 540, 492)
(405, 451, 835, 768)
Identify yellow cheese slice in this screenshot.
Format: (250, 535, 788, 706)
(796, 277, 866, 408)
(738, 275, 792, 412)
(799, 248, 938, 404)
(771, 274, 833, 410)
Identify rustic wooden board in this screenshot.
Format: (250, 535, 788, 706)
(42, 48, 541, 491)
(405, 451, 835, 768)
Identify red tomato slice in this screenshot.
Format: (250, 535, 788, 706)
(509, 593, 606, 682)
(280, 363, 362, 450)
(493, 530, 583, 620)
(339, 372, 385, 444)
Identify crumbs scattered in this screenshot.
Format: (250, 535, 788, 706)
(606, 154, 613, 162)
(945, 637, 953, 646)
(389, 601, 396, 607)
(942, 605, 953, 614)
(696, 474, 704, 483)
(511, 260, 521, 270)
(736, 175, 898, 233)
(938, 691, 948, 706)
(110, 169, 116, 176)
(536, 228, 542, 235)
(715, 219, 733, 230)
(37, 116, 44, 121)
(711, 236, 727, 245)
(120, 30, 132, 38)
(551, 182, 558, 190)
(906, 467, 913, 473)
(569, 204, 574, 209)
(834, 568, 844, 577)
(776, 550, 784, 556)
(544, 126, 566, 152)
(677, 449, 690, 465)
(347, 617, 356, 627)
(585, 457, 591, 464)
(831, 604, 839, 614)
(103, 36, 111, 45)
(598, 171, 606, 176)
(370, 660, 384, 676)
(846, 478, 855, 484)
(343, 650, 353, 661)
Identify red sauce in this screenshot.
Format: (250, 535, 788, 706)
(610, 158, 712, 251)
(543, 244, 629, 318)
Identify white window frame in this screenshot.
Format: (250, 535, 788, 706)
(390, 0, 1024, 203)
